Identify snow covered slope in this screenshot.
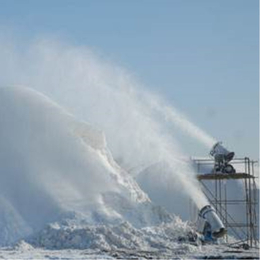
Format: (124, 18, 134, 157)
(0, 86, 174, 246)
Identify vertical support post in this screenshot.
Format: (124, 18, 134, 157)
(215, 177, 218, 213)
(219, 178, 222, 223)
(244, 174, 249, 245)
(252, 177, 258, 247)
(251, 161, 258, 247)
(224, 180, 228, 243)
(246, 158, 253, 247)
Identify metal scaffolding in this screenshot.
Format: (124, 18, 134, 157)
(193, 157, 259, 248)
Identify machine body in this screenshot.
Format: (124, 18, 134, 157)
(197, 205, 226, 242)
(210, 142, 235, 173)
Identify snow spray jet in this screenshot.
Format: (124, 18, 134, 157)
(0, 36, 209, 213)
(146, 96, 217, 149)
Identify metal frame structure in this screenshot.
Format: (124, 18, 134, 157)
(193, 157, 259, 248)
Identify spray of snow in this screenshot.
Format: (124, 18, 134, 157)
(146, 97, 216, 149)
(0, 36, 219, 247)
(0, 36, 212, 207)
(0, 86, 165, 244)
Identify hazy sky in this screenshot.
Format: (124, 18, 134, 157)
(0, 0, 258, 159)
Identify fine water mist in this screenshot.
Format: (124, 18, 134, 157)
(0, 36, 213, 212)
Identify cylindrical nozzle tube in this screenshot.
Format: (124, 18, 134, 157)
(199, 205, 226, 238)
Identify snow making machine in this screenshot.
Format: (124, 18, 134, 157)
(197, 205, 226, 243)
(210, 142, 236, 174)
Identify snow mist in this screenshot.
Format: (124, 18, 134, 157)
(0, 37, 212, 212)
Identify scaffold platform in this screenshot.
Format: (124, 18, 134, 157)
(197, 173, 255, 180)
(193, 157, 259, 248)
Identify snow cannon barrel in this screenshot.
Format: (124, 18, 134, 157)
(210, 142, 235, 164)
(199, 205, 226, 238)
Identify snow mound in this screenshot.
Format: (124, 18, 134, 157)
(0, 86, 175, 246)
(14, 240, 34, 251)
(28, 217, 196, 252)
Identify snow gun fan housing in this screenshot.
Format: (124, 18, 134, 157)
(210, 142, 236, 174)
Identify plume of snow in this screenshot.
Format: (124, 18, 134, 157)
(0, 35, 211, 212)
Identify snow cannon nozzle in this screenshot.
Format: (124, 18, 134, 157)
(197, 205, 226, 241)
(210, 142, 235, 163)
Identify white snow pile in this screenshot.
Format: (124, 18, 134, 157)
(28, 217, 196, 252)
(0, 86, 198, 251)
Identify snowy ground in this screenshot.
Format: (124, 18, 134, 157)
(0, 244, 258, 260)
(0, 240, 259, 260)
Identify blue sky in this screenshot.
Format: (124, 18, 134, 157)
(0, 0, 258, 159)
